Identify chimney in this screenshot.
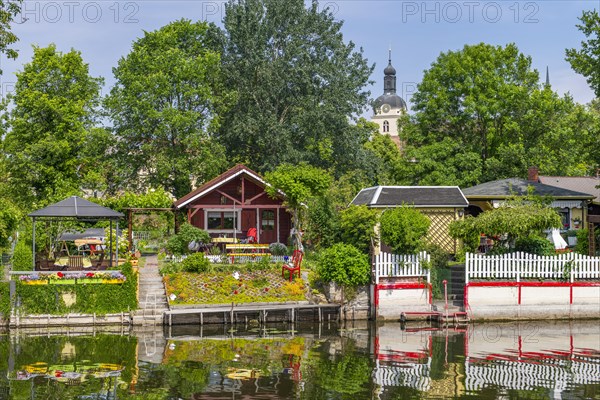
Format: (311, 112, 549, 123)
(527, 166, 539, 182)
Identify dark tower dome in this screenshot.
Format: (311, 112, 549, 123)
(372, 49, 407, 113)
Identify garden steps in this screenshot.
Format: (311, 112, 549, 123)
(133, 255, 168, 326)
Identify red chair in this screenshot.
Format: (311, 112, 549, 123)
(246, 228, 257, 244)
(282, 250, 303, 281)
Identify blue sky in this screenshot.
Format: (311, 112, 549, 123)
(1, 0, 597, 114)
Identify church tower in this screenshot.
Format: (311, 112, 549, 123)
(371, 50, 407, 147)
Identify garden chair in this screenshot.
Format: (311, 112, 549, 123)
(67, 255, 84, 271)
(281, 250, 303, 282)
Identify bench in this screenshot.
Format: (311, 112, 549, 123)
(225, 244, 271, 263)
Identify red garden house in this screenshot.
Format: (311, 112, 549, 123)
(174, 165, 292, 244)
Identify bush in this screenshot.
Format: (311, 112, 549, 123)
(380, 207, 430, 254)
(317, 243, 370, 286)
(574, 229, 589, 255)
(514, 235, 555, 256)
(269, 242, 288, 256)
(12, 240, 33, 271)
(181, 252, 210, 273)
(166, 224, 211, 255)
(339, 205, 378, 254)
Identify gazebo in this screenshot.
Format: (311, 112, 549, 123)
(28, 196, 124, 269)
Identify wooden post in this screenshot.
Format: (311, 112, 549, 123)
(128, 209, 133, 251)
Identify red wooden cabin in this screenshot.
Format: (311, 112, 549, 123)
(174, 165, 292, 244)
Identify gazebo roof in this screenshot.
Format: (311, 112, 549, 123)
(28, 196, 123, 219)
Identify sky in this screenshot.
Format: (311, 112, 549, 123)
(0, 0, 598, 114)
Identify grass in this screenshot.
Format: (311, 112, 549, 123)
(164, 269, 307, 305)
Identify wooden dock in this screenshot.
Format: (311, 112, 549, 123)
(164, 303, 341, 326)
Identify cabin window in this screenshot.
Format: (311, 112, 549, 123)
(261, 210, 275, 231)
(207, 211, 236, 230)
(557, 208, 570, 230)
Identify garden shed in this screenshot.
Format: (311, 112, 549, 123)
(351, 186, 468, 253)
(174, 164, 292, 245)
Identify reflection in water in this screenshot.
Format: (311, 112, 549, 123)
(0, 321, 598, 399)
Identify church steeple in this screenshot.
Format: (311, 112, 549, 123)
(383, 48, 397, 94)
(545, 66, 550, 87)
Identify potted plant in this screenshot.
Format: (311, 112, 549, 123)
(572, 217, 582, 230)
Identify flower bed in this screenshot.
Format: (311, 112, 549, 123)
(19, 271, 126, 285)
(164, 270, 306, 305)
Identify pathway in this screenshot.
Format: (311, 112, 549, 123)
(132, 255, 169, 326)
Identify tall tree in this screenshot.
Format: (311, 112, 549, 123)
(2, 45, 103, 208)
(400, 43, 592, 186)
(0, 0, 23, 70)
(566, 10, 600, 97)
(106, 19, 228, 198)
(217, 0, 374, 175)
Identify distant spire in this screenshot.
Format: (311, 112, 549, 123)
(388, 45, 391, 64)
(383, 49, 397, 94)
(545, 66, 550, 87)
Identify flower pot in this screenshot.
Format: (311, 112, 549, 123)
(102, 279, 124, 284)
(83, 280, 103, 284)
(52, 279, 77, 285)
(23, 280, 48, 285)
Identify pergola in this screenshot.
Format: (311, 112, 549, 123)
(27, 196, 124, 269)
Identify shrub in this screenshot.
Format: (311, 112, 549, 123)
(166, 224, 211, 255)
(12, 240, 33, 271)
(339, 205, 378, 254)
(380, 206, 430, 254)
(269, 242, 288, 256)
(514, 235, 555, 256)
(574, 229, 589, 255)
(181, 252, 210, 273)
(317, 243, 370, 286)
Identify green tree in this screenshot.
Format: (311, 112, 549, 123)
(0, 0, 23, 69)
(265, 163, 332, 249)
(317, 243, 370, 286)
(402, 43, 592, 186)
(339, 205, 378, 254)
(217, 0, 374, 175)
(2, 45, 103, 208)
(106, 19, 229, 198)
(380, 206, 430, 254)
(566, 10, 600, 97)
(0, 198, 19, 250)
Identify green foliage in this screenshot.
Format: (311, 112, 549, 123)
(217, 0, 374, 176)
(0, 198, 19, 250)
(566, 10, 600, 97)
(514, 235, 555, 256)
(0, 0, 23, 63)
(308, 347, 373, 396)
(268, 242, 288, 256)
(15, 263, 138, 314)
(181, 252, 210, 273)
(400, 42, 595, 186)
(166, 223, 211, 255)
(106, 19, 228, 198)
(339, 205, 378, 254)
(574, 228, 590, 255)
(2, 44, 103, 208)
(95, 188, 174, 212)
(12, 239, 33, 271)
(317, 243, 370, 286)
(104, 227, 129, 256)
(380, 207, 430, 254)
(448, 217, 480, 259)
(0, 282, 10, 316)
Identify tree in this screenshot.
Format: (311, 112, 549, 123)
(566, 10, 600, 97)
(380, 206, 430, 254)
(264, 163, 332, 249)
(2, 45, 103, 208)
(401, 43, 592, 186)
(0, 0, 23, 70)
(106, 19, 229, 198)
(317, 243, 371, 286)
(217, 0, 374, 175)
(339, 205, 378, 254)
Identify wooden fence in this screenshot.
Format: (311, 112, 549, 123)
(465, 252, 600, 283)
(373, 251, 430, 284)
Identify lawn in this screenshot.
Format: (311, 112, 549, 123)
(163, 270, 307, 305)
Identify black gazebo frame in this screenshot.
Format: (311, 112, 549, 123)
(27, 196, 124, 269)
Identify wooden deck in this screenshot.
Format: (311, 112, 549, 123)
(164, 302, 341, 326)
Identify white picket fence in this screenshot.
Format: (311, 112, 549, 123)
(373, 251, 430, 284)
(465, 252, 600, 283)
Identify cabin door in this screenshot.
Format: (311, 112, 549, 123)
(260, 209, 277, 243)
(241, 209, 256, 236)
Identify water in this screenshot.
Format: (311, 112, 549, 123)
(0, 320, 599, 399)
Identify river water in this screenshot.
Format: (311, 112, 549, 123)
(0, 320, 599, 399)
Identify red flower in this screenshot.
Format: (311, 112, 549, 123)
(86, 272, 94, 278)
(234, 290, 238, 295)
(238, 283, 242, 287)
(264, 288, 269, 292)
(57, 272, 64, 278)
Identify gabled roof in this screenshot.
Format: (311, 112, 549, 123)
(462, 178, 595, 200)
(174, 164, 281, 209)
(28, 196, 123, 219)
(539, 176, 600, 204)
(351, 186, 468, 208)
